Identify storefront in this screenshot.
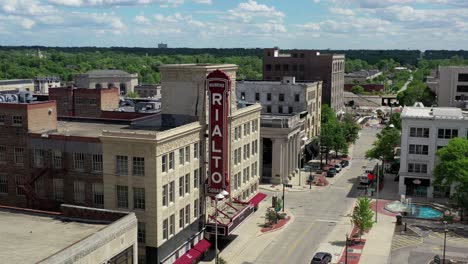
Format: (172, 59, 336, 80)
(404, 177, 431, 197)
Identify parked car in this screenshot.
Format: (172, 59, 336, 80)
(326, 168, 336, 177)
(340, 160, 349, 168)
(334, 164, 342, 172)
(311, 252, 332, 264)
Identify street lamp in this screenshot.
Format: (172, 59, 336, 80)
(443, 220, 448, 264)
(214, 190, 229, 264)
(375, 162, 380, 223)
(345, 233, 349, 264)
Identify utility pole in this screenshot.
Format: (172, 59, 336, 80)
(282, 181, 285, 212)
(443, 221, 448, 263)
(345, 233, 349, 264)
(375, 163, 380, 223)
(309, 167, 312, 189)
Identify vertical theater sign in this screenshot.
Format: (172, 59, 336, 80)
(207, 70, 231, 197)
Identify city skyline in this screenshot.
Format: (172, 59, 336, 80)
(0, 0, 467, 50)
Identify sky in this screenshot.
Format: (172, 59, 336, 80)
(0, 0, 467, 50)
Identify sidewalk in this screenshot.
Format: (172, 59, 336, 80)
(200, 194, 293, 264)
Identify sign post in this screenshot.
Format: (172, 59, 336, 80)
(207, 70, 231, 198)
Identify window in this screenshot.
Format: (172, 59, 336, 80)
(162, 184, 168, 206)
(409, 127, 429, 138)
(185, 204, 190, 225)
(133, 187, 145, 210)
(253, 162, 258, 176)
(283, 64, 289, 71)
(293, 64, 298, 71)
(241, 92, 246, 100)
(163, 219, 168, 240)
(138, 222, 146, 244)
(92, 154, 103, 173)
(169, 152, 174, 170)
(408, 144, 429, 155)
(179, 208, 185, 229)
(162, 154, 167, 172)
(51, 178, 63, 200)
(0, 174, 8, 194)
(438, 129, 458, 139)
(233, 174, 238, 190)
(278, 106, 283, 114)
(16, 175, 25, 196)
(244, 123, 250, 136)
(53, 150, 62, 169)
(89, 98, 97, 105)
(34, 149, 45, 168)
(169, 214, 175, 236)
(132, 157, 145, 176)
(275, 64, 281, 71)
(266, 64, 272, 71)
(279, 93, 285, 102)
(289, 106, 293, 114)
(243, 168, 248, 183)
(235, 126, 241, 140)
(179, 176, 184, 197)
(266, 105, 272, 113)
(12, 115, 23, 126)
(237, 172, 241, 188)
(185, 146, 190, 163)
(194, 143, 199, 159)
(408, 163, 428, 173)
(457, 85, 468, 93)
(0, 145, 5, 163)
(255, 93, 260, 101)
(267, 93, 271, 101)
(14, 147, 24, 165)
(299, 64, 305, 71)
(194, 168, 199, 189)
(116, 185, 128, 208)
(234, 149, 238, 165)
(74, 153, 85, 171)
(115, 155, 128, 175)
(295, 94, 300, 102)
(185, 173, 190, 194)
(74, 181, 85, 204)
(179, 148, 184, 165)
(0, 114, 4, 124)
(237, 147, 241, 164)
(168, 181, 174, 203)
(93, 183, 104, 207)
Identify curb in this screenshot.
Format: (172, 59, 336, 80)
(257, 209, 295, 236)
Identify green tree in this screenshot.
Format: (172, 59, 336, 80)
(351, 197, 374, 239)
(342, 113, 361, 143)
(387, 112, 402, 130)
(126, 91, 139, 98)
(433, 138, 468, 219)
(366, 128, 400, 173)
(351, 85, 365, 94)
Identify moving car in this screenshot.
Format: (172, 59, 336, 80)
(311, 252, 332, 264)
(340, 159, 349, 168)
(326, 168, 336, 177)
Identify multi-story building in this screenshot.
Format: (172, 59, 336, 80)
(74, 69, 138, 95)
(399, 106, 468, 198)
(34, 76, 61, 94)
(0, 204, 137, 264)
(236, 77, 322, 183)
(0, 79, 34, 92)
(426, 66, 468, 108)
(262, 47, 345, 111)
(0, 63, 263, 264)
(134, 84, 162, 99)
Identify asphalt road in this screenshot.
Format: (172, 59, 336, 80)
(251, 127, 379, 264)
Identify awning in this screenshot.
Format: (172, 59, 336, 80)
(173, 249, 201, 264)
(249, 192, 267, 207)
(193, 239, 211, 254)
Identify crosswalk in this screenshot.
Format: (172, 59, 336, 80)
(391, 233, 423, 251)
(429, 230, 468, 243)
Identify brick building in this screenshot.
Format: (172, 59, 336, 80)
(263, 47, 345, 112)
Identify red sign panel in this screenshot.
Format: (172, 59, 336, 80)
(207, 70, 231, 197)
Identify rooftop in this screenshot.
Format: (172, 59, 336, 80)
(80, 69, 135, 77)
(158, 63, 238, 71)
(237, 80, 320, 86)
(402, 106, 468, 120)
(0, 79, 34, 85)
(0, 208, 104, 263)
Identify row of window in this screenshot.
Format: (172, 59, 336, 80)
(232, 162, 258, 190)
(115, 155, 144, 176)
(0, 114, 23, 126)
(240, 92, 301, 103)
(162, 168, 202, 207)
(233, 140, 259, 165)
(162, 199, 201, 241)
(409, 144, 429, 155)
(161, 143, 200, 173)
(265, 64, 306, 72)
(265, 105, 294, 114)
(408, 163, 428, 174)
(233, 120, 259, 141)
(409, 127, 461, 139)
(116, 185, 146, 210)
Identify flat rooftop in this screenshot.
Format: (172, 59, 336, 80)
(0, 210, 104, 263)
(402, 106, 468, 120)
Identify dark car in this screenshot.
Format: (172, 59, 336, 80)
(311, 252, 332, 264)
(340, 159, 349, 168)
(326, 168, 336, 177)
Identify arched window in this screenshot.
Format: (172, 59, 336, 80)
(95, 83, 102, 89)
(119, 83, 127, 95)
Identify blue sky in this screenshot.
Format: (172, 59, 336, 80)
(0, 0, 467, 50)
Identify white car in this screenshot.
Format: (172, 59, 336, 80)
(334, 164, 342, 173)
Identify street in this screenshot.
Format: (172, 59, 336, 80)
(241, 127, 379, 264)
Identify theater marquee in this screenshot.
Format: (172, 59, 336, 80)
(207, 70, 231, 197)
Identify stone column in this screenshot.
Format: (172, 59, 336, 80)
(271, 138, 286, 184)
(398, 176, 406, 195)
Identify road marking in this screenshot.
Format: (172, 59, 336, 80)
(278, 222, 315, 264)
(315, 219, 339, 223)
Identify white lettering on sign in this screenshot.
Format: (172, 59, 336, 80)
(212, 93, 222, 106)
(212, 156, 221, 168)
(211, 172, 222, 183)
(212, 125, 222, 137)
(211, 140, 221, 153)
(209, 83, 225, 88)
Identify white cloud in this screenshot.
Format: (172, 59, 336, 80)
(48, 0, 184, 8)
(193, 0, 212, 4)
(228, 0, 285, 23)
(134, 15, 150, 25)
(329, 7, 354, 15)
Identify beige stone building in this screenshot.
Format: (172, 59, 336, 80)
(74, 69, 138, 95)
(426, 66, 468, 108)
(0, 79, 34, 92)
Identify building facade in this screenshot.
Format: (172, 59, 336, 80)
(398, 106, 468, 198)
(262, 47, 345, 112)
(135, 84, 162, 99)
(426, 66, 468, 108)
(34, 76, 61, 94)
(0, 79, 34, 92)
(74, 69, 138, 95)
